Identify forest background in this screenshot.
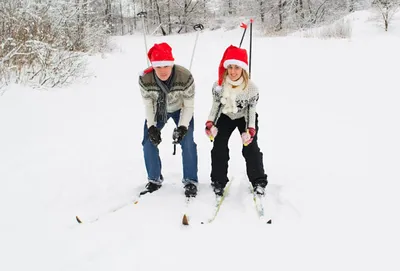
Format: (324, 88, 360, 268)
(1, 0, 399, 90)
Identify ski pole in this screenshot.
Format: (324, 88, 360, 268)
(239, 22, 248, 48)
(189, 23, 204, 71)
(245, 19, 254, 131)
(172, 24, 203, 155)
(249, 19, 253, 79)
(137, 11, 149, 66)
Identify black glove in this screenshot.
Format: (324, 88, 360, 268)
(148, 125, 161, 146)
(172, 126, 188, 143)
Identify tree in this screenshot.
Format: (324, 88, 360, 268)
(154, 0, 167, 35)
(105, 0, 112, 33)
(349, 0, 356, 12)
(258, 0, 267, 23)
(372, 0, 400, 31)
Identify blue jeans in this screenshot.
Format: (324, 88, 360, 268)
(142, 109, 198, 184)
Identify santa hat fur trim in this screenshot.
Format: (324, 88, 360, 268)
(223, 59, 249, 72)
(151, 60, 174, 67)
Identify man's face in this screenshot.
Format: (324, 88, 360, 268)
(154, 66, 173, 81)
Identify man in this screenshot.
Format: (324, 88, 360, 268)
(138, 42, 198, 197)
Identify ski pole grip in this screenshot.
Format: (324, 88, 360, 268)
(193, 24, 204, 31)
(137, 11, 147, 18)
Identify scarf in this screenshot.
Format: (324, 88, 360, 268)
(221, 76, 245, 114)
(154, 66, 175, 124)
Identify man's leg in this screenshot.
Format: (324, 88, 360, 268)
(170, 110, 198, 197)
(170, 110, 198, 184)
(142, 120, 166, 183)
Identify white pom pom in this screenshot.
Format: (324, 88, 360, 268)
(216, 85, 223, 92)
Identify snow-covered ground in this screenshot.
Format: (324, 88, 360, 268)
(1, 10, 399, 271)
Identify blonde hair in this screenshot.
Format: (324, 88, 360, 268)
(223, 69, 249, 89)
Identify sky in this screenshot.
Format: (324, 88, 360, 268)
(0, 10, 400, 271)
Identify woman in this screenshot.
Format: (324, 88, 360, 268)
(205, 45, 268, 196)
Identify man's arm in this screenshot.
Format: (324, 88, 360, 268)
(178, 79, 195, 127)
(139, 77, 156, 127)
(142, 96, 156, 127)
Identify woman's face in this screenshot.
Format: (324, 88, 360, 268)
(227, 64, 243, 81)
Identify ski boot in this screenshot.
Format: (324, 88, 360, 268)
(211, 182, 226, 197)
(184, 183, 197, 198)
(253, 180, 268, 196)
(140, 180, 162, 195)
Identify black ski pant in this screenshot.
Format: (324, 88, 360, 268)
(210, 113, 267, 187)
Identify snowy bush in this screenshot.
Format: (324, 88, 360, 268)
(19, 44, 88, 88)
(1, 38, 88, 89)
(319, 19, 352, 39)
(0, 0, 110, 90)
(300, 19, 352, 39)
(0, 63, 9, 95)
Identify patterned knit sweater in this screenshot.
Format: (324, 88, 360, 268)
(139, 65, 195, 128)
(207, 78, 259, 128)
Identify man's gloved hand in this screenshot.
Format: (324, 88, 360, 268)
(148, 125, 161, 146)
(205, 121, 218, 141)
(241, 127, 256, 146)
(172, 126, 188, 143)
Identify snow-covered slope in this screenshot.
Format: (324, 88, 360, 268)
(0, 10, 399, 271)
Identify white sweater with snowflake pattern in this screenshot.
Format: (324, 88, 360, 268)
(207, 78, 260, 128)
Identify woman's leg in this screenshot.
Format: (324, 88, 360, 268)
(237, 114, 268, 191)
(211, 114, 237, 188)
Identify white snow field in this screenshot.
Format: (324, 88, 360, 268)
(0, 10, 399, 271)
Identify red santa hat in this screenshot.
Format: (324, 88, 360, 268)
(148, 42, 175, 67)
(140, 42, 175, 76)
(217, 45, 249, 88)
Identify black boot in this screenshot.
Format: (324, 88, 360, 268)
(211, 182, 226, 196)
(141, 181, 162, 195)
(252, 179, 267, 196)
(184, 183, 197, 197)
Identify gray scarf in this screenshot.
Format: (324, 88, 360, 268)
(154, 66, 175, 124)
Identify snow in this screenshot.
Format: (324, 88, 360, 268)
(1, 10, 400, 271)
